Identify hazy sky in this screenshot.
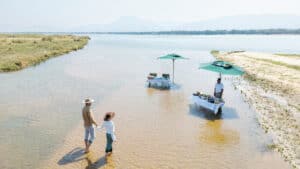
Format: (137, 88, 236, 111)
(1, 0, 300, 29)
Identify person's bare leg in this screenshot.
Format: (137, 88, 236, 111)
(86, 141, 92, 153)
(84, 140, 89, 153)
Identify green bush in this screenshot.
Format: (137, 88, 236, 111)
(41, 36, 53, 42)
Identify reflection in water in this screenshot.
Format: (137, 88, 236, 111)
(189, 105, 240, 147)
(199, 120, 240, 146)
(189, 104, 239, 120)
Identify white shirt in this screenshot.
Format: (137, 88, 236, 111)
(215, 83, 224, 93)
(100, 121, 115, 134)
(98, 121, 116, 140)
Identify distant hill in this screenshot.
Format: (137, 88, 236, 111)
(71, 15, 300, 32)
(2, 14, 300, 32)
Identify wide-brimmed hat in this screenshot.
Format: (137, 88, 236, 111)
(83, 98, 94, 104)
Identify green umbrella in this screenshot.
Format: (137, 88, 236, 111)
(158, 54, 188, 83)
(199, 60, 244, 78)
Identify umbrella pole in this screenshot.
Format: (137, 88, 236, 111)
(172, 59, 175, 83)
(219, 72, 222, 79)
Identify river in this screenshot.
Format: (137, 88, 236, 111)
(1, 34, 299, 169)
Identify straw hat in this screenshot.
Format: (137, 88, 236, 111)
(83, 98, 94, 104)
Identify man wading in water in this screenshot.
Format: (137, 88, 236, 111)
(214, 78, 224, 98)
(82, 98, 98, 153)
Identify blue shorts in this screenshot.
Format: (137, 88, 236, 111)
(84, 126, 95, 144)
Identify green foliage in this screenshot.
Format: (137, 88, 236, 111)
(267, 143, 278, 150)
(41, 36, 53, 42)
(210, 50, 219, 56)
(0, 34, 90, 72)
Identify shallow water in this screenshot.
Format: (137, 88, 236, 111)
(1, 35, 299, 169)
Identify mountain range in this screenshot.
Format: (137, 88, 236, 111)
(71, 14, 300, 32)
(1, 14, 300, 32)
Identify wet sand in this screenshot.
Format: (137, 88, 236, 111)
(0, 35, 296, 169)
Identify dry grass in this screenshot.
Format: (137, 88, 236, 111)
(0, 34, 90, 72)
(275, 53, 300, 58)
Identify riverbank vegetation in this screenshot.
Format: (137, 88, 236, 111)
(275, 53, 300, 58)
(0, 34, 90, 72)
(100, 28, 300, 35)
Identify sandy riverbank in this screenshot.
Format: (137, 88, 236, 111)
(212, 50, 300, 168)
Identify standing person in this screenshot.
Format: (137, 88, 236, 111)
(98, 112, 116, 156)
(214, 78, 224, 98)
(82, 98, 98, 153)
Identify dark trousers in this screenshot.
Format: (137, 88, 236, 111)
(105, 133, 113, 153)
(214, 92, 222, 98)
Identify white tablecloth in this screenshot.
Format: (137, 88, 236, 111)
(191, 95, 224, 114)
(147, 78, 171, 89)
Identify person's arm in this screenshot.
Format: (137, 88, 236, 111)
(111, 121, 116, 141)
(220, 84, 224, 97)
(97, 122, 104, 130)
(214, 85, 217, 96)
(220, 89, 224, 98)
(89, 111, 98, 126)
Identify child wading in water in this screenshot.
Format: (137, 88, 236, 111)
(98, 112, 116, 156)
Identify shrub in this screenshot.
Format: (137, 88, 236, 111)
(14, 61, 23, 67)
(211, 50, 220, 56)
(41, 36, 53, 42)
(12, 39, 23, 43)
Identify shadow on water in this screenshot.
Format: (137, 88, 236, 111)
(58, 147, 86, 165)
(85, 156, 107, 169)
(58, 147, 108, 169)
(189, 104, 239, 121)
(170, 83, 182, 90)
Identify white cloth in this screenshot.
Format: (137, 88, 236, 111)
(98, 121, 116, 140)
(191, 96, 224, 114)
(215, 83, 224, 93)
(148, 77, 171, 88)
